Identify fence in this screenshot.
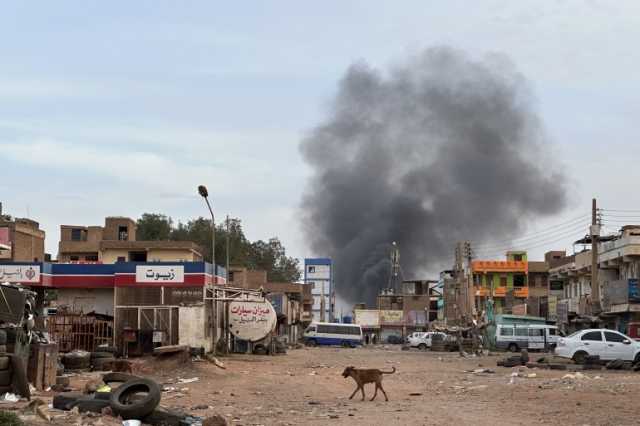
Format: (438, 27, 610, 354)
(47, 314, 113, 352)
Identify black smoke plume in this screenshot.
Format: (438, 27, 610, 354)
(300, 47, 566, 305)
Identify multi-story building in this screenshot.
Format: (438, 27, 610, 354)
(58, 217, 203, 263)
(598, 225, 640, 334)
(304, 258, 334, 322)
(472, 251, 529, 315)
(0, 216, 46, 262)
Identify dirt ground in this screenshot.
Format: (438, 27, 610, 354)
(10, 345, 640, 425)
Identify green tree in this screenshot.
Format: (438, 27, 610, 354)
(136, 213, 173, 240)
(136, 213, 301, 282)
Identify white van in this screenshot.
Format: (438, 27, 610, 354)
(496, 324, 561, 352)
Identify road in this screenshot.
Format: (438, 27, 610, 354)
(141, 345, 640, 426)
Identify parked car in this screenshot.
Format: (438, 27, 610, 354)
(554, 329, 640, 364)
(406, 332, 447, 350)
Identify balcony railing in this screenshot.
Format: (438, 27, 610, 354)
(513, 287, 529, 298)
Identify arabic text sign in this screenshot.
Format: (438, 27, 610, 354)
(228, 300, 277, 342)
(136, 265, 184, 283)
(354, 309, 380, 327)
(380, 310, 404, 325)
(0, 265, 40, 283)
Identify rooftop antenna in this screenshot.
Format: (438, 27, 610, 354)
(388, 241, 401, 293)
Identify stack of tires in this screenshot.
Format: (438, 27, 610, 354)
(61, 351, 91, 372)
(430, 334, 446, 352)
(53, 373, 163, 420)
(0, 330, 10, 395)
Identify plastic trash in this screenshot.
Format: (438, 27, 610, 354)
(0, 393, 20, 403)
(122, 421, 141, 426)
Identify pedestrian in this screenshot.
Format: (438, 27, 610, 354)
(365, 334, 370, 345)
(372, 334, 377, 345)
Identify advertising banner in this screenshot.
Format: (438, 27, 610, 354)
(380, 310, 404, 325)
(354, 310, 380, 328)
(0, 264, 40, 283)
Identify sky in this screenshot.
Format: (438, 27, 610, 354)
(2, 1, 640, 271)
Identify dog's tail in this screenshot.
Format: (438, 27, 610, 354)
(382, 367, 396, 374)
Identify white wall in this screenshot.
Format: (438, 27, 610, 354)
(179, 305, 211, 352)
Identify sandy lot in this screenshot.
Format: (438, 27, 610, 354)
(12, 345, 640, 425)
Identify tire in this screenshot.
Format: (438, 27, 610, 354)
(71, 398, 111, 413)
(306, 339, 317, 347)
(634, 353, 640, 365)
(53, 393, 84, 410)
(109, 378, 162, 420)
(572, 351, 587, 365)
(0, 369, 11, 387)
(0, 330, 6, 345)
(0, 356, 9, 370)
(508, 343, 518, 353)
(91, 352, 115, 359)
(95, 391, 112, 401)
(417, 343, 427, 351)
(103, 372, 140, 385)
(95, 346, 118, 355)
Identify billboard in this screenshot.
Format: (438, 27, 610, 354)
(380, 310, 404, 325)
(136, 265, 184, 283)
(354, 310, 380, 328)
(0, 265, 40, 283)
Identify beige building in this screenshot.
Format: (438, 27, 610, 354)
(58, 216, 203, 263)
(0, 216, 46, 262)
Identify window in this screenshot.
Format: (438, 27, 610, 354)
(581, 331, 602, 341)
(228, 271, 235, 282)
(118, 226, 128, 241)
(549, 328, 557, 336)
(513, 254, 523, 261)
(117, 256, 126, 262)
(515, 328, 528, 337)
(500, 327, 514, 336)
(604, 331, 626, 343)
(500, 276, 507, 286)
(308, 266, 316, 273)
(514, 275, 526, 287)
(71, 228, 84, 241)
(529, 328, 543, 337)
(85, 255, 99, 262)
(69, 256, 79, 261)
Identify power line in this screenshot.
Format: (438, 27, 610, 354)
(473, 219, 590, 251)
(477, 215, 589, 249)
(474, 226, 589, 259)
(601, 209, 640, 213)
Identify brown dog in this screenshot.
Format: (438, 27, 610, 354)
(342, 366, 395, 401)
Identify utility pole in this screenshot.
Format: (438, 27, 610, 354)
(464, 241, 475, 318)
(455, 242, 465, 322)
(225, 215, 230, 283)
(591, 198, 601, 313)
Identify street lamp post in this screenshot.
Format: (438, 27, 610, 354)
(198, 185, 217, 353)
